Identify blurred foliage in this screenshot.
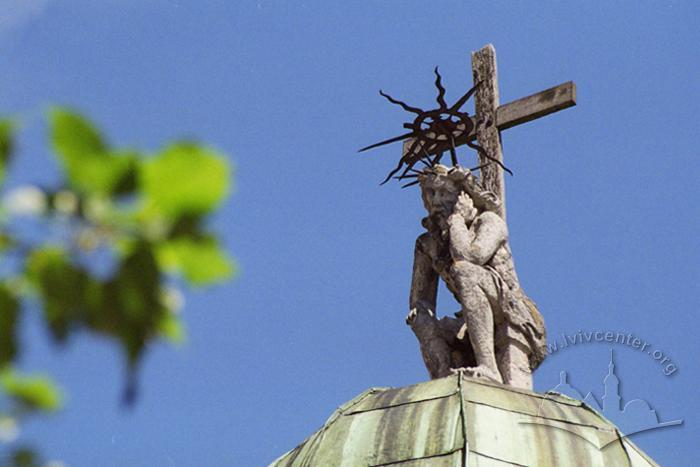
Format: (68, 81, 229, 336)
(0, 369, 61, 413)
(0, 109, 234, 462)
(0, 121, 13, 186)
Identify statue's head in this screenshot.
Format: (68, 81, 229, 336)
(419, 165, 500, 222)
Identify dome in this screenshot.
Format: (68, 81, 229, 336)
(271, 373, 658, 466)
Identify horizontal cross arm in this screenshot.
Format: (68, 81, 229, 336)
(495, 81, 576, 132)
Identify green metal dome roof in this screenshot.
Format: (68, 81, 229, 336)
(270, 373, 658, 466)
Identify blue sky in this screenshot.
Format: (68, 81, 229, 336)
(1, 1, 698, 465)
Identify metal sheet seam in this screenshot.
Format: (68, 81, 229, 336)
(539, 390, 586, 406)
(344, 391, 461, 415)
(465, 399, 613, 431)
(616, 429, 634, 467)
(468, 449, 529, 467)
(338, 388, 387, 415)
(367, 447, 465, 467)
(458, 373, 469, 467)
(465, 380, 582, 407)
(296, 388, 382, 466)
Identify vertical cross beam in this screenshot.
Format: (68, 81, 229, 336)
(471, 44, 506, 220)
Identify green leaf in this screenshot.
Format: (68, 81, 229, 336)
(0, 232, 15, 252)
(0, 118, 14, 185)
(0, 369, 62, 412)
(141, 142, 230, 217)
(49, 108, 134, 195)
(50, 107, 105, 156)
(157, 314, 186, 345)
(156, 237, 235, 285)
(0, 284, 20, 366)
(102, 242, 165, 365)
(10, 447, 42, 467)
(25, 247, 91, 342)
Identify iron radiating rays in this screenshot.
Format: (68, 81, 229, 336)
(359, 67, 512, 188)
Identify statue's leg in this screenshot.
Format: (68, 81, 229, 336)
(497, 327, 533, 390)
(449, 261, 503, 383)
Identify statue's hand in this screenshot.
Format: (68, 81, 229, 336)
(448, 192, 475, 224)
(447, 193, 477, 261)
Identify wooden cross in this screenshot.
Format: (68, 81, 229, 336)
(404, 44, 576, 220)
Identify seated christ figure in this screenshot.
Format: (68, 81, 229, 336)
(407, 165, 546, 389)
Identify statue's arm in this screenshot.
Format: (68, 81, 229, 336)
(407, 234, 454, 379)
(449, 211, 507, 265)
(409, 234, 438, 312)
(447, 216, 475, 262)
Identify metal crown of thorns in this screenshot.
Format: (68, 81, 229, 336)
(359, 67, 512, 188)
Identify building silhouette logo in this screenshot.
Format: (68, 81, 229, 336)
(522, 349, 683, 448)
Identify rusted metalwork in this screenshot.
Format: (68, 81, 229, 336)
(359, 68, 512, 187)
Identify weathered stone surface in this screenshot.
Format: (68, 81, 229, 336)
(407, 165, 545, 390)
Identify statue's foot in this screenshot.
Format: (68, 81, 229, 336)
(451, 365, 503, 384)
(405, 308, 418, 325)
(405, 306, 435, 325)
